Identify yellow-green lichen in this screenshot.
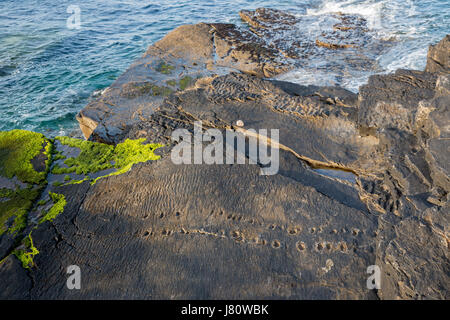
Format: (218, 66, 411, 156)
(0, 130, 51, 184)
(12, 233, 39, 269)
(53, 137, 162, 185)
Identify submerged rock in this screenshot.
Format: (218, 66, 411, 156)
(0, 7, 449, 300)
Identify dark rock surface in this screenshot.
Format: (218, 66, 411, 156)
(0, 8, 449, 300)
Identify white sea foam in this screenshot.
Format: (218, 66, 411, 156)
(279, 0, 432, 92)
(306, 0, 385, 30)
(381, 46, 429, 73)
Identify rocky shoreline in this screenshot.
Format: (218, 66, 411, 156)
(0, 8, 449, 299)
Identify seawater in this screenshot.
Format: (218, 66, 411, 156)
(0, 0, 448, 136)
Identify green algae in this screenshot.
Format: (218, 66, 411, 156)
(150, 85, 173, 96)
(52, 181, 63, 187)
(166, 76, 193, 91)
(179, 76, 193, 90)
(0, 188, 15, 199)
(166, 79, 177, 87)
(52, 151, 66, 161)
(136, 83, 173, 97)
(0, 130, 51, 184)
(53, 137, 162, 185)
(0, 130, 162, 269)
(52, 137, 114, 175)
(0, 192, 65, 270)
(91, 138, 162, 184)
(0, 130, 52, 236)
(0, 186, 42, 235)
(156, 61, 175, 74)
(12, 233, 39, 269)
(36, 199, 47, 206)
(65, 177, 89, 185)
(39, 193, 66, 224)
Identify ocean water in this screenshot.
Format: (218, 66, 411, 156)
(0, 0, 449, 136)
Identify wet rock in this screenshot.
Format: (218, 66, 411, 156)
(239, 8, 386, 73)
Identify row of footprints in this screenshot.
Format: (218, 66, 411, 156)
(141, 226, 353, 254)
(141, 210, 366, 239)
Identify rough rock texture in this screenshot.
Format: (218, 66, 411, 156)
(426, 35, 450, 74)
(0, 8, 449, 300)
(358, 69, 450, 299)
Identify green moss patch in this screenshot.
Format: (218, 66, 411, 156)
(156, 61, 175, 74)
(53, 137, 162, 185)
(39, 193, 66, 224)
(52, 151, 66, 161)
(179, 76, 193, 90)
(36, 199, 47, 206)
(166, 79, 177, 87)
(0, 186, 42, 235)
(0, 130, 163, 270)
(52, 137, 113, 175)
(12, 233, 39, 269)
(127, 82, 174, 98)
(0, 130, 51, 184)
(150, 85, 173, 96)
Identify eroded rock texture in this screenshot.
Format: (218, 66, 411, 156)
(426, 35, 450, 74)
(0, 8, 448, 300)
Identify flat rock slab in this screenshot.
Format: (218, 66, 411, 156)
(1, 8, 449, 299)
(1, 148, 378, 299)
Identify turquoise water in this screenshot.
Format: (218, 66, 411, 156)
(0, 0, 449, 136)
